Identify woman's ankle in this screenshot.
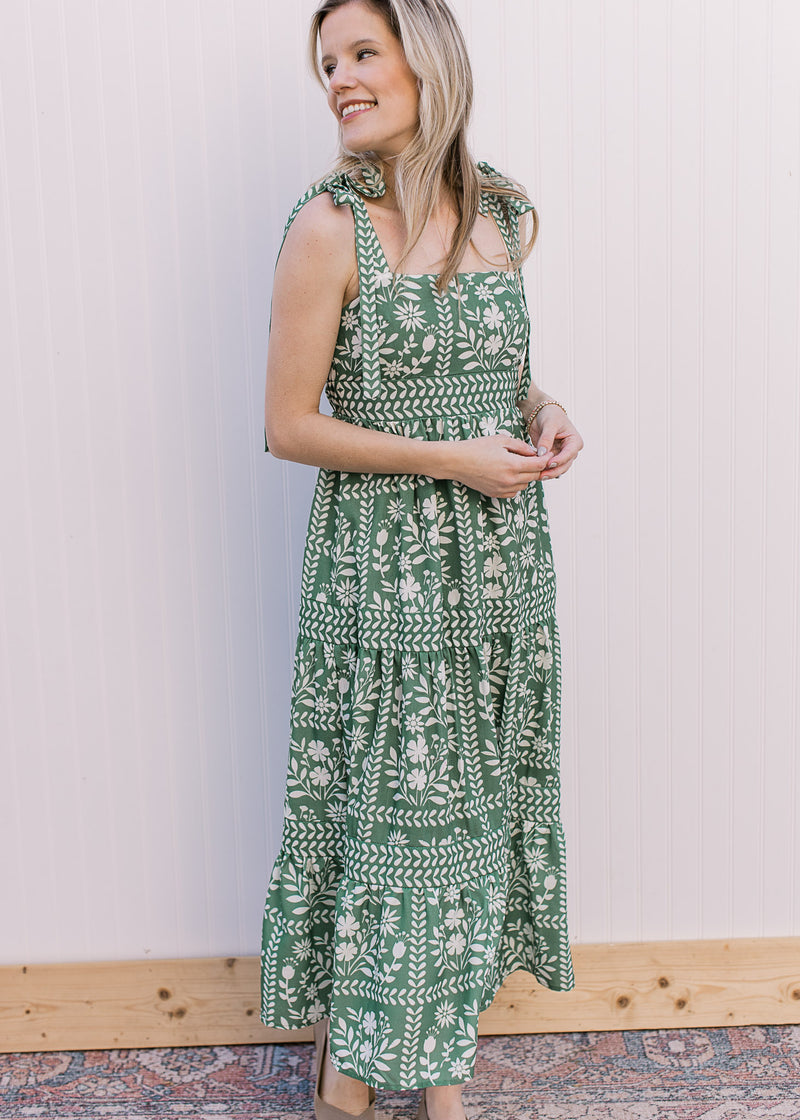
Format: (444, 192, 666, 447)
(425, 1082, 469, 1120)
(320, 1047, 371, 1110)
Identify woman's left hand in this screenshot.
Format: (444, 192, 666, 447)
(524, 404, 584, 480)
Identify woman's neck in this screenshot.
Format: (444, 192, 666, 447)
(373, 158, 454, 220)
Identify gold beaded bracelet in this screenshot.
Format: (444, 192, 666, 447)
(525, 398, 567, 437)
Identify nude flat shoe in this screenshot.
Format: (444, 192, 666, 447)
(313, 1016, 376, 1120)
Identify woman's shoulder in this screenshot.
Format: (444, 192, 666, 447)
(280, 180, 355, 258)
(284, 168, 364, 223)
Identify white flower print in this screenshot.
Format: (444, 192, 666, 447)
(483, 554, 507, 578)
(407, 738, 429, 764)
(408, 768, 428, 790)
(483, 303, 505, 329)
(405, 711, 425, 734)
(398, 554, 413, 573)
(387, 497, 405, 521)
(350, 725, 368, 750)
(535, 647, 554, 670)
(295, 937, 313, 960)
(342, 308, 358, 329)
(479, 416, 499, 437)
(310, 765, 331, 787)
(308, 740, 330, 761)
(362, 1011, 378, 1035)
(374, 267, 394, 288)
(447, 587, 461, 606)
(399, 574, 421, 601)
(422, 495, 438, 519)
(486, 884, 505, 913)
(450, 1057, 471, 1079)
(313, 692, 332, 716)
(524, 844, 549, 872)
(475, 282, 493, 302)
(485, 334, 503, 355)
(435, 1001, 457, 1028)
(519, 542, 537, 567)
(335, 941, 357, 962)
(445, 931, 466, 955)
(379, 909, 401, 936)
(336, 912, 360, 938)
(444, 907, 465, 929)
(397, 301, 426, 330)
(444, 883, 461, 903)
(482, 583, 503, 600)
(333, 577, 356, 604)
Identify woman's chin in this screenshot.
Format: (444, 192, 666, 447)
(341, 130, 376, 154)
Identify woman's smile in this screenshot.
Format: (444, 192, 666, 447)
(339, 99, 377, 122)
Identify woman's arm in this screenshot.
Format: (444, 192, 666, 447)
(517, 378, 584, 480)
(517, 382, 552, 428)
(264, 195, 545, 497)
(265, 193, 454, 476)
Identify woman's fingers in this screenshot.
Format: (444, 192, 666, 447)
(506, 436, 541, 456)
(539, 432, 583, 478)
(532, 418, 562, 459)
(496, 418, 584, 486)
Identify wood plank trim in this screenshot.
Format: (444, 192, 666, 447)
(2, 937, 799, 1054)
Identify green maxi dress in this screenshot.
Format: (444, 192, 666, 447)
(260, 162, 575, 1092)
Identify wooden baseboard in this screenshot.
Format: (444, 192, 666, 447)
(2, 937, 799, 1054)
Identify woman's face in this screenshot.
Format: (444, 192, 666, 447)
(319, 1, 420, 159)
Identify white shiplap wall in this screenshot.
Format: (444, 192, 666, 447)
(0, 0, 798, 966)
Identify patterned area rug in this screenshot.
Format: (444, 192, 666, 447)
(2, 1026, 799, 1119)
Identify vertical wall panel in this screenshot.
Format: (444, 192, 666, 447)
(0, 0, 798, 966)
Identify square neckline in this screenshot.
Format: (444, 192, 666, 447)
(341, 191, 521, 311)
(360, 195, 516, 275)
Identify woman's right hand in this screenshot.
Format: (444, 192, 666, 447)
(447, 435, 549, 499)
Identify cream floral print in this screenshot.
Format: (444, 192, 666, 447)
(260, 163, 575, 1091)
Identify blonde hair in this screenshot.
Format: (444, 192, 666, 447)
(308, 0, 538, 291)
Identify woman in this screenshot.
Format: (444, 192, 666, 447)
(260, 2, 583, 1118)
